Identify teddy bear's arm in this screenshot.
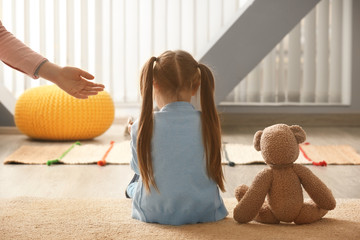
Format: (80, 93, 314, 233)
(233, 168, 273, 223)
(293, 164, 336, 210)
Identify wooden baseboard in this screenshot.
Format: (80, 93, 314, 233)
(0, 126, 21, 134)
(219, 113, 360, 127)
(2, 114, 359, 135)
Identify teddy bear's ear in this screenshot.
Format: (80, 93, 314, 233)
(253, 130, 263, 151)
(289, 125, 306, 144)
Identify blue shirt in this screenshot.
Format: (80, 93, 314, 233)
(130, 101, 228, 225)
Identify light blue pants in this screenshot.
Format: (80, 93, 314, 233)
(126, 182, 138, 199)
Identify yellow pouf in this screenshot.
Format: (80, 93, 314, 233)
(15, 85, 115, 141)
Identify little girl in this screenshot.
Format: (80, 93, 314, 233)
(126, 50, 228, 225)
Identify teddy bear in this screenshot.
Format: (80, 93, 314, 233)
(233, 124, 336, 225)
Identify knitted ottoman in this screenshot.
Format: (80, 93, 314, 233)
(15, 85, 114, 140)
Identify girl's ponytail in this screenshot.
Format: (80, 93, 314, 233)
(198, 63, 225, 192)
(137, 56, 158, 193)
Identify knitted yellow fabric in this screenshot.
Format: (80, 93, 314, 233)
(15, 85, 115, 140)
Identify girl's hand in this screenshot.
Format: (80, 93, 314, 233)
(127, 117, 134, 134)
(124, 117, 134, 136)
(38, 61, 105, 99)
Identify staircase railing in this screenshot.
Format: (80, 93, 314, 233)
(223, 0, 353, 106)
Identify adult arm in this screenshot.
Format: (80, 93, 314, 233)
(0, 21, 46, 79)
(0, 21, 104, 99)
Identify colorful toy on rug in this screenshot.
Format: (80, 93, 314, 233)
(233, 124, 336, 225)
(15, 85, 114, 140)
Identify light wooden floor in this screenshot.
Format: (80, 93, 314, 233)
(1, 123, 360, 199)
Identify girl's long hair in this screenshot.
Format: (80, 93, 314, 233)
(137, 50, 225, 193)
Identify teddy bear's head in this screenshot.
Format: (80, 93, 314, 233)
(253, 124, 306, 166)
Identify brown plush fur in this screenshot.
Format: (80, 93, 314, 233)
(233, 124, 336, 225)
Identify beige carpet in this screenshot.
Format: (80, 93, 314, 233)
(0, 198, 359, 240)
(4, 141, 360, 165)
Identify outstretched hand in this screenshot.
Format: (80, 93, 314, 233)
(38, 61, 105, 99)
(54, 66, 104, 99)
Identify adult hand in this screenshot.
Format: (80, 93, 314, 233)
(38, 61, 105, 99)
